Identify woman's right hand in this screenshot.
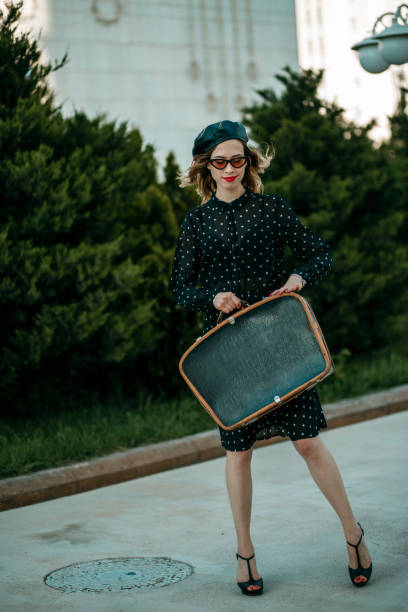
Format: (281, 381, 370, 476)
(213, 291, 243, 314)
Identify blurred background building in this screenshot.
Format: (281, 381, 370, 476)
(15, 0, 408, 169)
(18, 0, 299, 170)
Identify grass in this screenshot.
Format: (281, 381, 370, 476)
(317, 349, 408, 403)
(0, 390, 216, 479)
(1, 350, 407, 479)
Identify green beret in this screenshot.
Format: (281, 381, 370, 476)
(192, 120, 248, 156)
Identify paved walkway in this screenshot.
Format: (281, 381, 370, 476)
(1, 411, 407, 611)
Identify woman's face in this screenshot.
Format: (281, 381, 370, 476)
(207, 139, 247, 190)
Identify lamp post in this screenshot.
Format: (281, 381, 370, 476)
(351, 4, 408, 73)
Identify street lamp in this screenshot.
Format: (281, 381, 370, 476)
(351, 4, 408, 73)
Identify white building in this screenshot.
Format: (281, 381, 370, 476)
(16, 0, 299, 170)
(295, 0, 408, 142)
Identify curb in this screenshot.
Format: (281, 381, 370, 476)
(1, 384, 408, 512)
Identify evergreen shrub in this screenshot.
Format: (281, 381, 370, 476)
(0, 4, 199, 413)
(242, 67, 408, 358)
(1, 5, 406, 418)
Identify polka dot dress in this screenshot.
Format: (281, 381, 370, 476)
(170, 188, 333, 450)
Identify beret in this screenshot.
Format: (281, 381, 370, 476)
(192, 120, 248, 156)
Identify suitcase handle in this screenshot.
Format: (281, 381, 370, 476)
(216, 299, 251, 325)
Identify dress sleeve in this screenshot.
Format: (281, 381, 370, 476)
(169, 210, 218, 313)
(275, 196, 333, 288)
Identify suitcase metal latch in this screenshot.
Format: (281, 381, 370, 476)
(228, 317, 235, 324)
(274, 395, 281, 403)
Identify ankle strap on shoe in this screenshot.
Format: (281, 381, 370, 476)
(346, 523, 364, 549)
(236, 552, 255, 561)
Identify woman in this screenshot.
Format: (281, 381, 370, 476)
(169, 120, 372, 595)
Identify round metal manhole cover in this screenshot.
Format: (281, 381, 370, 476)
(44, 557, 194, 593)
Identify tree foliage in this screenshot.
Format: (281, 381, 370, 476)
(242, 66, 408, 357)
(0, 3, 199, 412)
(1, 5, 406, 416)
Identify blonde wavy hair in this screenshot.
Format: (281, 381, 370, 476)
(178, 141, 274, 204)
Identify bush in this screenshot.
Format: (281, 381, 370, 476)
(0, 4, 199, 413)
(1, 6, 406, 418)
(242, 66, 408, 357)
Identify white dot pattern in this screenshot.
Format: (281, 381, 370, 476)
(220, 387, 327, 450)
(169, 188, 333, 449)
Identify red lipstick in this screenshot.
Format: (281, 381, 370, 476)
(223, 176, 237, 182)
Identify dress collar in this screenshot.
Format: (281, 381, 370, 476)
(209, 187, 252, 212)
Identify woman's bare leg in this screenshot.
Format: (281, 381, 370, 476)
(293, 436, 372, 581)
(225, 449, 261, 590)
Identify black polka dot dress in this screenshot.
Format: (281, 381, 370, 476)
(169, 188, 333, 451)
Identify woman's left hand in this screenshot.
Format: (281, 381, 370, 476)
(269, 274, 304, 296)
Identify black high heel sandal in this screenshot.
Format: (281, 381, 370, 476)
(346, 522, 373, 587)
(236, 552, 263, 596)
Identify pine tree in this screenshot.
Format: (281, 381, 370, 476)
(0, 3, 185, 412)
(242, 66, 408, 356)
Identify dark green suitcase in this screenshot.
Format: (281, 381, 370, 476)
(179, 293, 333, 430)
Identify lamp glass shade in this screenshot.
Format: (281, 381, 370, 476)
(356, 43, 390, 73)
(374, 23, 408, 64)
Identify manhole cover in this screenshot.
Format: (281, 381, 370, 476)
(44, 557, 194, 593)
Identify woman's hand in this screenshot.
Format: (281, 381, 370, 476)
(269, 274, 305, 296)
(213, 291, 243, 314)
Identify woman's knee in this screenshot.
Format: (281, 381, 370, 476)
(226, 448, 253, 470)
(292, 436, 322, 460)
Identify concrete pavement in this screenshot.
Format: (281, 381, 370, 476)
(1, 411, 407, 611)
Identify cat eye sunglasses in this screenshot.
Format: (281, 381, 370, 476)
(208, 156, 249, 170)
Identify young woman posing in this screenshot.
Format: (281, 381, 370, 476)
(170, 120, 372, 595)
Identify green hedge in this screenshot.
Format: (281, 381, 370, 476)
(242, 66, 408, 357)
(0, 5, 407, 417)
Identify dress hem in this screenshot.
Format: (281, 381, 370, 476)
(219, 422, 328, 452)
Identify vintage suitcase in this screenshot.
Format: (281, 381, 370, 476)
(179, 293, 333, 430)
